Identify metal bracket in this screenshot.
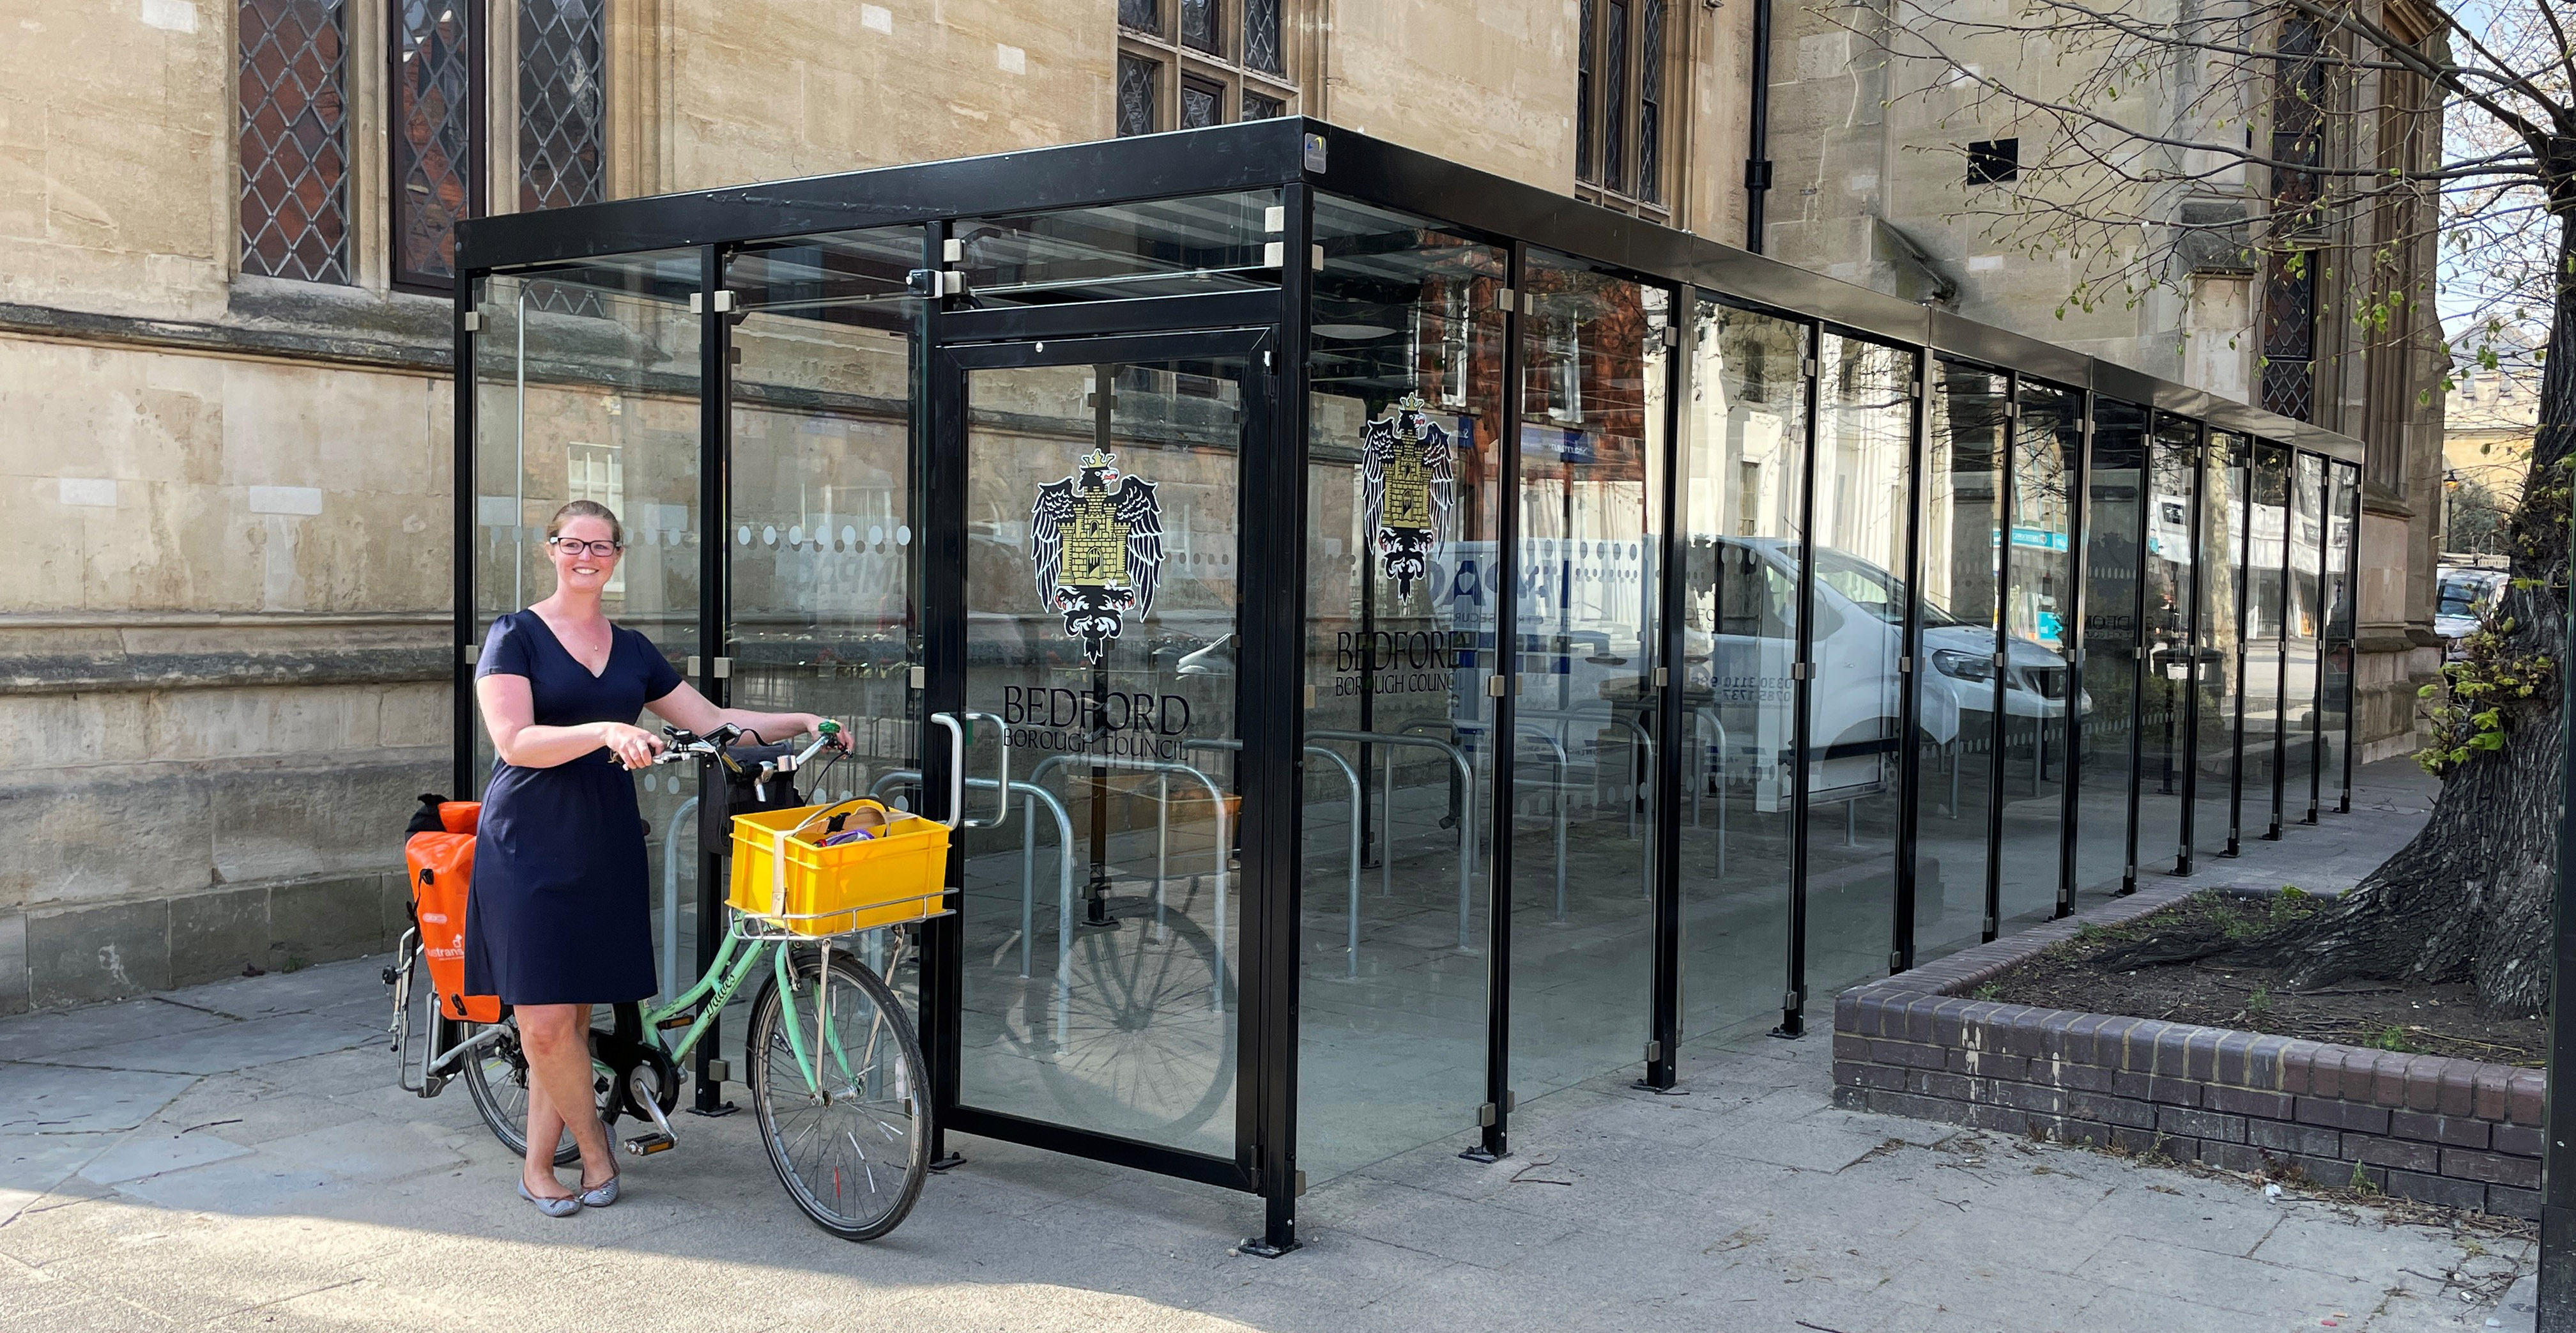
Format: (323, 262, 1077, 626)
(1496, 286, 1516, 312)
(1889, 950, 1905, 971)
(1899, 655, 1913, 674)
(1485, 674, 1510, 698)
(1312, 243, 1326, 271)
(1802, 358, 1818, 378)
(1478, 1102, 1498, 1127)
(1263, 204, 1285, 234)
(1262, 240, 1286, 268)
(943, 237, 964, 263)
(1644, 1040, 1663, 1063)
(1790, 661, 1811, 681)
(908, 665, 928, 690)
(1982, 915, 1998, 934)
(1782, 989, 1801, 1011)
(462, 311, 482, 332)
(687, 290, 737, 314)
(689, 656, 732, 679)
(1661, 324, 1680, 348)
(1653, 666, 1669, 687)
(461, 643, 479, 665)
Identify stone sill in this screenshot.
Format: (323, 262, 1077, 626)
(1830, 884, 2544, 1219)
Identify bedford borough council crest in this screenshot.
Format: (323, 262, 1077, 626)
(1030, 447, 1166, 664)
(1361, 394, 1455, 596)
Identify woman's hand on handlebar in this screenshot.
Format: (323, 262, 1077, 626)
(785, 714, 849, 751)
(595, 721, 666, 770)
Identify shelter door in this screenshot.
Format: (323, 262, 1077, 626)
(927, 327, 1276, 1189)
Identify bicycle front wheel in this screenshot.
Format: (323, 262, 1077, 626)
(747, 950, 931, 1242)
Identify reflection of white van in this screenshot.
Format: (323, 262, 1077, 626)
(1683, 538, 2080, 808)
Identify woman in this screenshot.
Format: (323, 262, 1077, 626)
(469, 499, 841, 1216)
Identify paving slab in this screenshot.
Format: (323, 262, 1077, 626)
(0, 1064, 199, 1135)
(24, 1012, 383, 1076)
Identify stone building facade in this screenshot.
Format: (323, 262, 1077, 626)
(1759, 0, 2448, 765)
(0, 0, 1765, 1012)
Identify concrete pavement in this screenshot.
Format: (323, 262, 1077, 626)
(1, 937, 2533, 1332)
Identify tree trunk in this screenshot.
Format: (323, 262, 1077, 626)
(2201, 215, 2576, 1016)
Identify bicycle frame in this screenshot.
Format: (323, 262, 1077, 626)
(643, 913, 900, 1102)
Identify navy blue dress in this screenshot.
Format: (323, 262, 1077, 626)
(464, 611, 683, 1006)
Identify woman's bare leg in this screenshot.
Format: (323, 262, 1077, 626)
(517, 1005, 610, 1196)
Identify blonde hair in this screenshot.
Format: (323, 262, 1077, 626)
(546, 499, 624, 546)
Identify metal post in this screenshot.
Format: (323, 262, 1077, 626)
(691, 243, 735, 1116)
(1776, 320, 1821, 1036)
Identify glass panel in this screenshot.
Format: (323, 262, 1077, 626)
(392, 0, 473, 286)
(472, 251, 703, 998)
(2245, 442, 2290, 835)
(1680, 300, 1802, 1043)
(2196, 433, 2248, 861)
(1243, 89, 1284, 121)
(956, 190, 1281, 306)
(1120, 0, 1162, 35)
(1301, 195, 1501, 1180)
(2073, 400, 2145, 898)
(1181, 0, 1220, 54)
(1243, 0, 1283, 73)
(725, 227, 924, 1013)
(1915, 365, 2003, 965)
(1116, 53, 1159, 137)
(961, 355, 1245, 1157)
(238, 0, 351, 284)
(1512, 253, 1666, 1098)
(2000, 383, 2078, 927)
(1807, 335, 1913, 992)
(2285, 452, 2326, 821)
(519, 0, 608, 212)
(2322, 461, 2359, 811)
(2136, 415, 2198, 875)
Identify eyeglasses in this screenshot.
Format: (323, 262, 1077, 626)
(549, 538, 623, 557)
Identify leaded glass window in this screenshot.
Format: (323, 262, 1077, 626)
(1181, 0, 1220, 54)
(1576, 0, 1672, 210)
(1637, 0, 1664, 203)
(1576, 0, 1596, 183)
(391, 0, 476, 289)
(1117, 54, 1160, 137)
(1181, 77, 1223, 130)
(1602, 0, 1629, 195)
(1120, 0, 1292, 136)
(1243, 0, 1282, 75)
(521, 0, 607, 213)
(238, 0, 350, 284)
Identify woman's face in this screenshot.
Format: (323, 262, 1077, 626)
(547, 516, 622, 595)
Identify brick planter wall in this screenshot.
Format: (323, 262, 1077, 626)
(1831, 885, 2546, 1218)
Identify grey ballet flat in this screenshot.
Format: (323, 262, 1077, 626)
(578, 1169, 620, 1208)
(518, 1179, 581, 1218)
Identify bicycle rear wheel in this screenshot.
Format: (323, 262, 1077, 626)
(747, 949, 931, 1241)
(457, 1016, 618, 1169)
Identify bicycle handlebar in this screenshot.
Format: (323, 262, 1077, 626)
(651, 719, 844, 768)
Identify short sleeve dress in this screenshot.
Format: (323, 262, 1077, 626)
(464, 610, 684, 1006)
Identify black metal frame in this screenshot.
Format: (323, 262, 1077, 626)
(448, 118, 2369, 1251)
(388, 0, 487, 296)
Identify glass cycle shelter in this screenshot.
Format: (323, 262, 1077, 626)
(450, 119, 2365, 1252)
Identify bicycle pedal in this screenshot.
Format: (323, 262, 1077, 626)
(654, 1012, 696, 1033)
(622, 1132, 677, 1157)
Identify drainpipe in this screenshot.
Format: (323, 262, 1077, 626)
(1745, 0, 1774, 252)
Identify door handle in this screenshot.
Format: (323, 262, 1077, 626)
(929, 711, 1012, 830)
(962, 710, 1011, 829)
(930, 713, 966, 829)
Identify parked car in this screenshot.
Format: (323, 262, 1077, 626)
(2434, 564, 2508, 655)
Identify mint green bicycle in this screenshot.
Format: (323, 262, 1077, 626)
(413, 721, 935, 1241)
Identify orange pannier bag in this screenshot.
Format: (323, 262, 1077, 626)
(404, 799, 500, 1024)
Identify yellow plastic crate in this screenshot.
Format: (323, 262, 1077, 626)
(728, 799, 953, 937)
